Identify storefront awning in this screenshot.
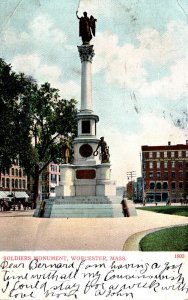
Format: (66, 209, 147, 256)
(4, 191, 29, 198)
(14, 192, 29, 198)
(0, 191, 9, 199)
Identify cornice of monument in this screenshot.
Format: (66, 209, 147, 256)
(77, 44, 95, 63)
(77, 112, 99, 122)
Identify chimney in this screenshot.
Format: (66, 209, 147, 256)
(168, 141, 171, 146)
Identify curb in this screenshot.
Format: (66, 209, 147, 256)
(122, 224, 188, 251)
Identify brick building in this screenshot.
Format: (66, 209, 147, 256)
(141, 141, 188, 203)
(0, 161, 28, 201)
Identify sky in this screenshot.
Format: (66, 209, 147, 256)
(0, 0, 188, 185)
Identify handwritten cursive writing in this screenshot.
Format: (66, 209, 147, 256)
(0, 257, 188, 299)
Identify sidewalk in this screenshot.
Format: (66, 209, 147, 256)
(0, 209, 188, 251)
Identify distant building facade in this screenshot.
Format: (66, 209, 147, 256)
(141, 141, 188, 203)
(126, 181, 133, 199)
(0, 160, 28, 201)
(28, 162, 61, 200)
(136, 177, 143, 203)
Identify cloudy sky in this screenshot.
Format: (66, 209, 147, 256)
(0, 0, 188, 185)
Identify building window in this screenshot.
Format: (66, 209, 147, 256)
(178, 150, 182, 157)
(164, 172, 168, 179)
(171, 161, 175, 168)
(51, 174, 57, 183)
(2, 178, 5, 188)
(163, 182, 168, 189)
(51, 165, 57, 172)
(23, 180, 26, 189)
(186, 150, 188, 157)
(178, 171, 183, 178)
(164, 151, 167, 158)
(19, 179, 22, 189)
(12, 179, 14, 188)
(6, 178, 9, 188)
(149, 172, 153, 178)
(156, 152, 160, 158)
(12, 168, 14, 176)
(150, 182, 155, 189)
(156, 182, 161, 189)
(179, 182, 183, 189)
(157, 162, 160, 169)
(171, 172, 176, 178)
(157, 172, 161, 178)
(15, 169, 18, 177)
(186, 161, 188, 168)
(171, 182, 176, 189)
(171, 151, 175, 158)
(143, 163, 146, 170)
(149, 152, 153, 158)
(164, 161, 168, 168)
(15, 179, 18, 188)
(19, 169, 22, 177)
(149, 162, 153, 169)
(178, 161, 183, 169)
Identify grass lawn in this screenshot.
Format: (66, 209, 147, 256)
(137, 205, 188, 217)
(139, 225, 188, 251)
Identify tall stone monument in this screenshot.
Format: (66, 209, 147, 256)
(34, 11, 137, 218)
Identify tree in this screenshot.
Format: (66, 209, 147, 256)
(0, 58, 78, 207)
(0, 58, 32, 171)
(19, 82, 77, 207)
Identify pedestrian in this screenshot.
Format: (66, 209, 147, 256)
(18, 201, 21, 210)
(0, 200, 3, 211)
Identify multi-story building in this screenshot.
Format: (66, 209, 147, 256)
(136, 177, 143, 203)
(127, 181, 133, 199)
(0, 160, 28, 201)
(0, 161, 62, 203)
(126, 178, 143, 203)
(28, 162, 61, 200)
(141, 141, 188, 203)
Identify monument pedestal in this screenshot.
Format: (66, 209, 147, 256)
(34, 42, 137, 218)
(33, 162, 125, 218)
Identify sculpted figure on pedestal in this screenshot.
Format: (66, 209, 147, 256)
(76, 11, 97, 44)
(62, 138, 70, 164)
(94, 137, 110, 163)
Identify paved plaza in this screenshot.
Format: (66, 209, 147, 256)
(0, 207, 188, 251)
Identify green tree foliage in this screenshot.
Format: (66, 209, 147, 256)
(0, 58, 31, 170)
(22, 82, 77, 206)
(0, 58, 78, 206)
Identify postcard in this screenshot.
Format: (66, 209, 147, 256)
(0, 0, 188, 299)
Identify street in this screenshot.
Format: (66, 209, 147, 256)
(0, 208, 188, 251)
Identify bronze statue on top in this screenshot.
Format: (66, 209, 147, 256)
(76, 11, 97, 44)
(93, 137, 110, 163)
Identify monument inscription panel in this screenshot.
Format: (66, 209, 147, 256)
(76, 169, 96, 179)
